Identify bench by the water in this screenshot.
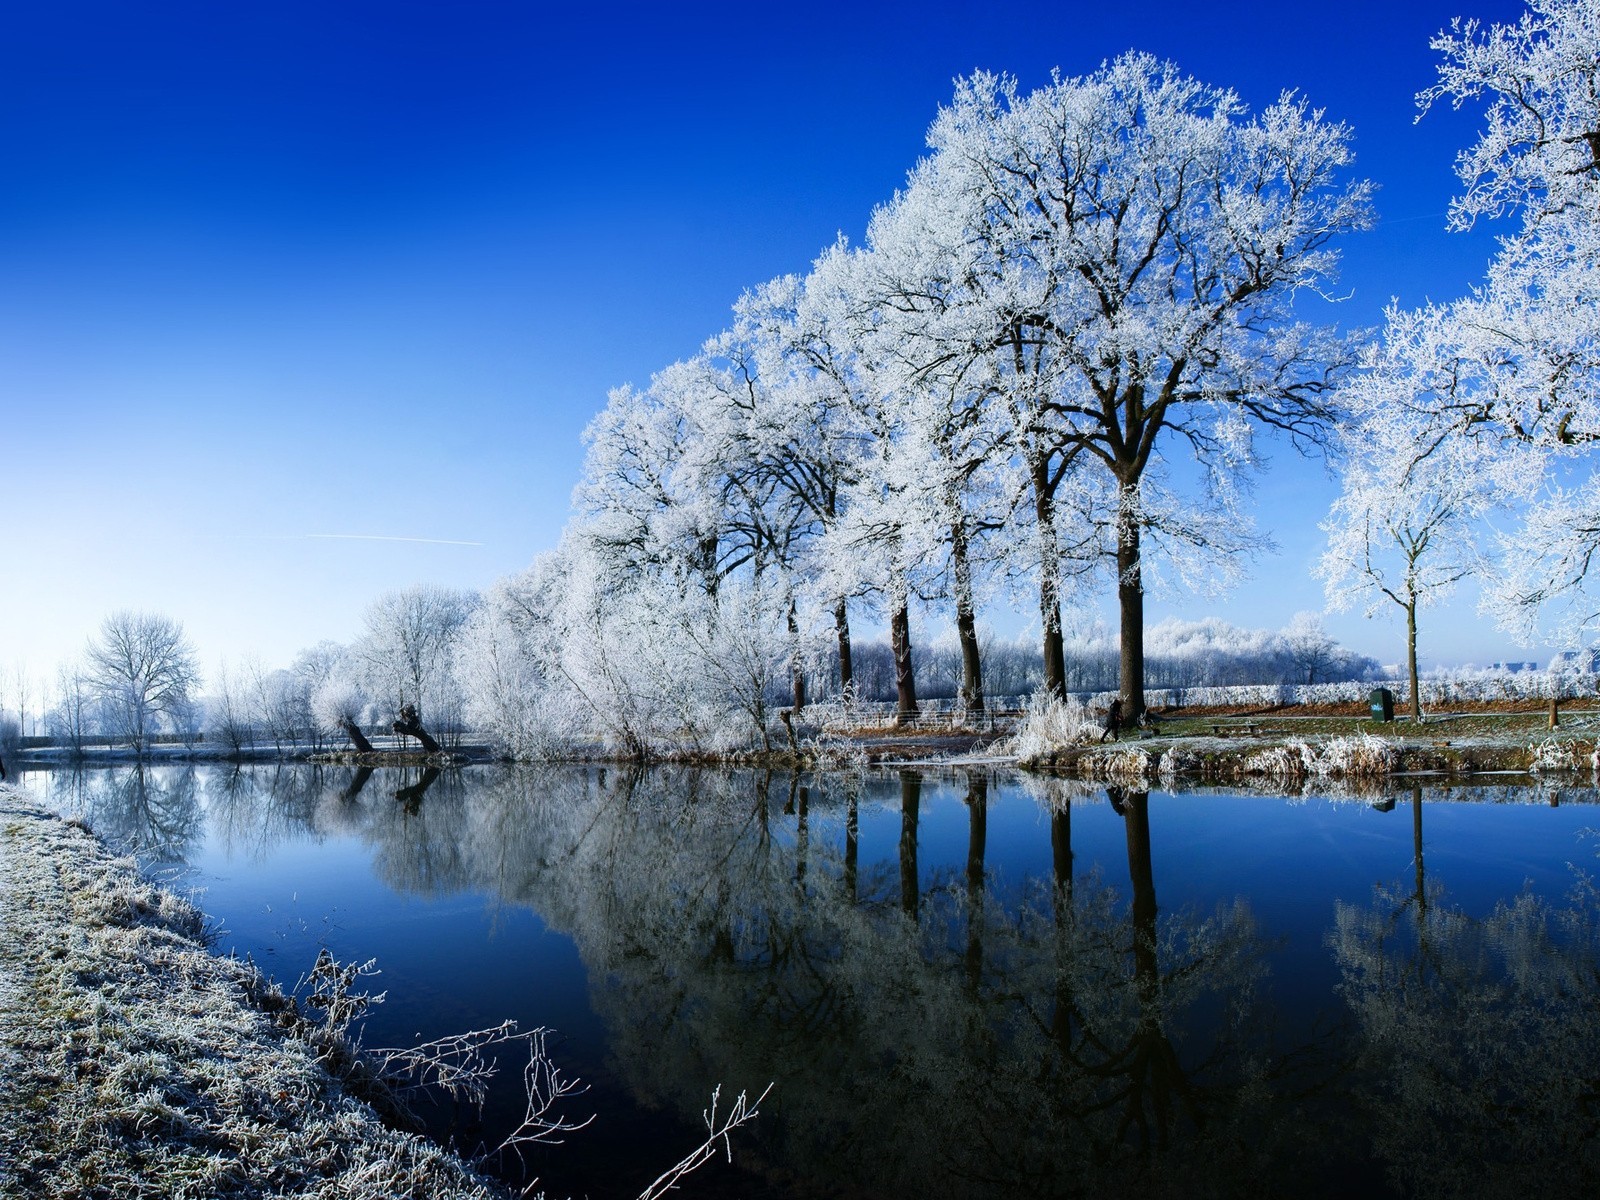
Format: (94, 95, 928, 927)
(1209, 721, 1263, 737)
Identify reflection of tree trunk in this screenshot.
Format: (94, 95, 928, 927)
(338, 765, 375, 803)
(1052, 802, 1073, 905)
(834, 599, 854, 696)
(1116, 787, 1202, 1149)
(1051, 797, 1073, 1045)
(1122, 790, 1158, 1005)
(891, 599, 918, 724)
(964, 774, 987, 987)
(899, 771, 921, 918)
(844, 785, 858, 905)
(1411, 785, 1425, 916)
(756, 770, 771, 848)
(795, 782, 809, 890)
(394, 766, 441, 814)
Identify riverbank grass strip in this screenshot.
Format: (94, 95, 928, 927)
(0, 784, 509, 1200)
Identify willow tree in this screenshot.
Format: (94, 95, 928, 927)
(907, 56, 1371, 716)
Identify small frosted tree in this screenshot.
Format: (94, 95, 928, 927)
(1320, 322, 1501, 718)
(312, 676, 374, 753)
(356, 585, 479, 742)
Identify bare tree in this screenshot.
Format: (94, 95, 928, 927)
(84, 611, 201, 754)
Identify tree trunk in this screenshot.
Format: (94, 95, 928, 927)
(1035, 466, 1067, 698)
(1117, 504, 1146, 727)
(951, 521, 986, 716)
(787, 597, 806, 714)
(392, 704, 441, 754)
(340, 717, 375, 754)
(834, 598, 854, 697)
(1405, 597, 1422, 721)
(891, 596, 918, 724)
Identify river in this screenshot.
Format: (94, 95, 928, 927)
(16, 761, 1600, 1199)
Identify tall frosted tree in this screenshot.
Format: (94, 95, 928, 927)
(85, 611, 200, 754)
(889, 57, 1372, 717)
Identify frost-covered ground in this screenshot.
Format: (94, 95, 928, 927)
(0, 782, 509, 1200)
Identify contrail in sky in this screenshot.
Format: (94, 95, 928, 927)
(305, 533, 484, 547)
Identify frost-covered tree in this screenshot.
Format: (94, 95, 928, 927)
(1413, 0, 1600, 642)
(824, 221, 1013, 716)
(84, 611, 201, 754)
(1320, 330, 1503, 717)
(454, 560, 585, 759)
(311, 675, 374, 753)
(356, 585, 478, 741)
(47, 663, 93, 754)
(890, 57, 1371, 719)
(207, 660, 255, 755)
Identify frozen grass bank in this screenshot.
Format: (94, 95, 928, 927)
(0, 782, 509, 1200)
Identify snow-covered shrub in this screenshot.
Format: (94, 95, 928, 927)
(1243, 733, 1395, 781)
(1243, 744, 1310, 780)
(1529, 737, 1579, 774)
(1310, 734, 1397, 779)
(1009, 693, 1104, 761)
(1094, 747, 1153, 787)
(1157, 746, 1206, 782)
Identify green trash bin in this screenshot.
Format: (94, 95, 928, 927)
(1369, 687, 1395, 722)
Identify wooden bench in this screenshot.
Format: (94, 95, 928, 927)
(1209, 721, 1263, 737)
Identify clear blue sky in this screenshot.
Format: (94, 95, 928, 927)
(0, 0, 1541, 693)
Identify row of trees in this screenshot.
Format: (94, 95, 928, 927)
(31, 602, 1372, 758)
(559, 52, 1372, 732)
(42, 590, 480, 755)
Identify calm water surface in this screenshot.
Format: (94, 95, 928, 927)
(19, 762, 1600, 1199)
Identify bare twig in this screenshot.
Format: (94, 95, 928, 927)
(497, 1027, 596, 1159)
(636, 1082, 774, 1200)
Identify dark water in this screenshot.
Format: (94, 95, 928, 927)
(18, 762, 1600, 1199)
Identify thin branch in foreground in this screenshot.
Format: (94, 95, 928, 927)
(497, 1027, 596, 1159)
(373, 1019, 542, 1111)
(637, 1083, 775, 1200)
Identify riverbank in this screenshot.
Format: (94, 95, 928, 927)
(0, 783, 511, 1200)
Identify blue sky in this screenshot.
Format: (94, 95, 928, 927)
(0, 0, 1541, 692)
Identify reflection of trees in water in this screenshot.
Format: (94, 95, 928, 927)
(204, 763, 332, 862)
(38, 765, 204, 863)
(1331, 785, 1600, 1200)
(51, 762, 1597, 1197)
(350, 764, 1325, 1197)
